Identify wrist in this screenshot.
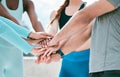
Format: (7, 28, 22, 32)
(56, 49, 64, 58)
(28, 32, 36, 39)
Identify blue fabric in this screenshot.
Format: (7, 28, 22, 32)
(59, 2, 89, 77)
(0, 47, 23, 77)
(63, 49, 90, 62)
(0, 17, 33, 54)
(59, 49, 90, 77)
(0, 17, 33, 77)
(0, 1, 27, 77)
(0, 16, 31, 38)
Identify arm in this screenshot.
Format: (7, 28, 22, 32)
(61, 21, 92, 54)
(0, 16, 53, 40)
(46, 11, 59, 35)
(48, 0, 116, 47)
(23, 0, 44, 32)
(0, 16, 31, 38)
(0, 3, 20, 24)
(0, 19, 33, 54)
(0, 18, 52, 56)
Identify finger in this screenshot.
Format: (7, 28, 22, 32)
(40, 33, 54, 39)
(47, 50, 54, 57)
(43, 33, 54, 38)
(45, 56, 51, 64)
(46, 38, 52, 46)
(33, 48, 46, 56)
(44, 39, 48, 48)
(35, 56, 41, 64)
(43, 56, 47, 62)
(35, 47, 45, 52)
(42, 49, 50, 58)
(43, 40, 47, 48)
(40, 41, 43, 48)
(38, 51, 45, 56)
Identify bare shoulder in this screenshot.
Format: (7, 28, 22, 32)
(50, 10, 57, 20)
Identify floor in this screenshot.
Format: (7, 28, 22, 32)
(24, 58, 61, 77)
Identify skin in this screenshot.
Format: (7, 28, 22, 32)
(36, 0, 91, 63)
(0, 0, 48, 55)
(47, 0, 115, 54)
(25, 31, 54, 56)
(0, 0, 44, 32)
(37, 0, 116, 63)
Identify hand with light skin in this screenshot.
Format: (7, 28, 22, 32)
(35, 53, 61, 64)
(35, 24, 91, 63)
(35, 38, 67, 64)
(39, 38, 52, 48)
(28, 32, 53, 40)
(25, 39, 42, 45)
(34, 38, 53, 63)
(26, 32, 54, 56)
(42, 38, 67, 57)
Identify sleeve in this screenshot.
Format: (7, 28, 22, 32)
(0, 19, 33, 54)
(108, 0, 120, 8)
(0, 16, 31, 39)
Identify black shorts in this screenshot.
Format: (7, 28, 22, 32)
(89, 70, 120, 77)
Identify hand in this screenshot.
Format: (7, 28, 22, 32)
(39, 38, 52, 48)
(30, 47, 46, 56)
(29, 32, 53, 40)
(25, 39, 43, 44)
(35, 53, 61, 64)
(42, 39, 67, 57)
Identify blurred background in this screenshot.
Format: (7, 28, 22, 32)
(23, 0, 97, 77)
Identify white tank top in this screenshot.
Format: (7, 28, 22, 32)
(1, 0, 23, 22)
(0, 0, 24, 48)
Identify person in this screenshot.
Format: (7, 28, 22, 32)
(0, 16, 52, 77)
(38, 0, 120, 77)
(0, 0, 44, 31)
(39, 0, 90, 77)
(0, 0, 44, 77)
(0, 0, 44, 56)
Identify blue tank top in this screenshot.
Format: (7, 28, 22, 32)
(59, 2, 90, 62)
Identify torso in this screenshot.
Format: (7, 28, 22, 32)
(6, 0, 19, 10)
(59, 2, 86, 29)
(1, 0, 23, 21)
(90, 6, 120, 73)
(59, 2, 89, 62)
(0, 0, 23, 48)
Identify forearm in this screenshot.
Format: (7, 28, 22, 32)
(53, 11, 91, 42)
(24, 0, 44, 32)
(47, 20, 59, 35)
(32, 21, 44, 32)
(0, 16, 31, 38)
(61, 25, 91, 55)
(50, 0, 115, 46)
(0, 20, 33, 54)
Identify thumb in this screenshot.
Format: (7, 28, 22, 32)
(48, 39, 59, 47)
